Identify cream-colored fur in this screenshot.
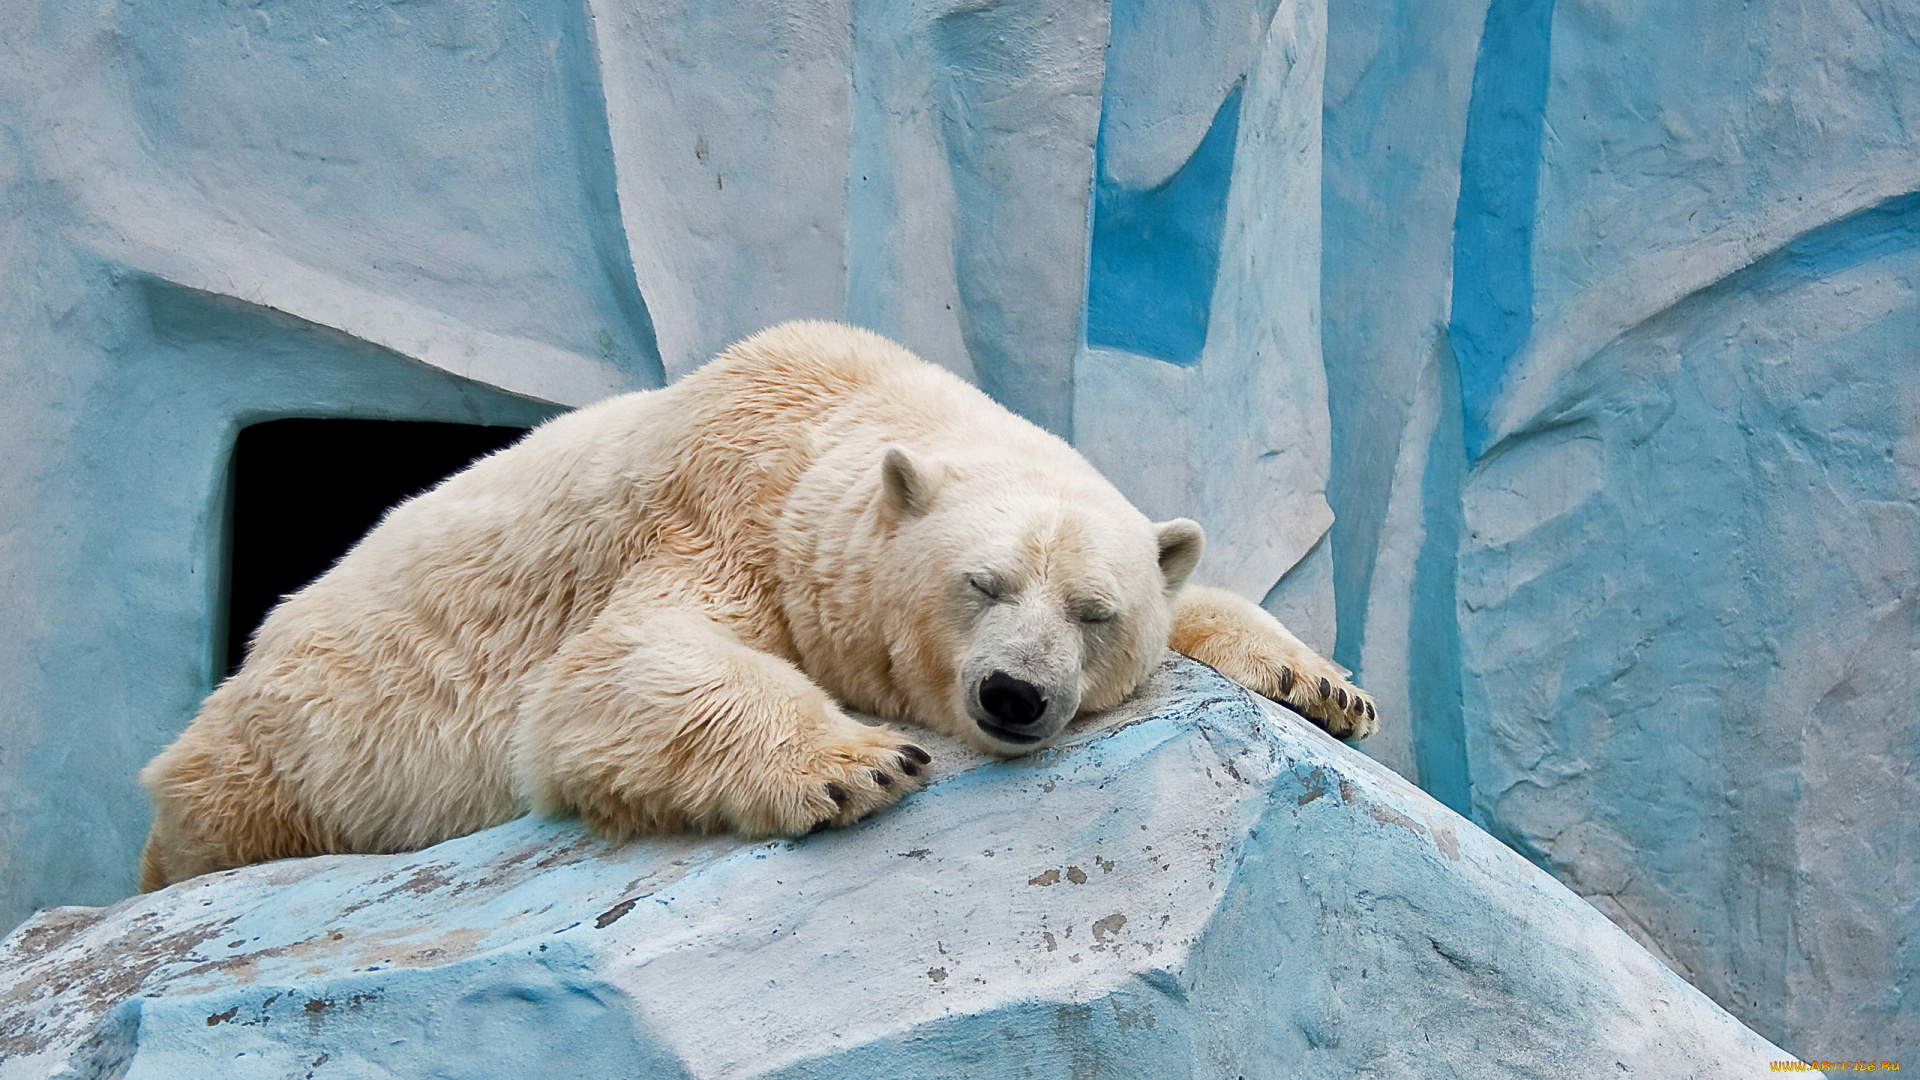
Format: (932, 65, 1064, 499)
(139, 321, 1373, 890)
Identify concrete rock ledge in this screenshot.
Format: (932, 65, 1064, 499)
(0, 657, 1791, 1078)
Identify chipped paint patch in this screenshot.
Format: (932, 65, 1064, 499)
(1368, 803, 1430, 837)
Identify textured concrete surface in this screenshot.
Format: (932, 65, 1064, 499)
(1320, 0, 1920, 1058)
(0, 658, 1792, 1079)
(1075, 0, 1335, 648)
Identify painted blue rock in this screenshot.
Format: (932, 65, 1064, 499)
(0, 657, 1790, 1078)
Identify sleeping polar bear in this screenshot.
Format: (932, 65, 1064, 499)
(139, 321, 1374, 889)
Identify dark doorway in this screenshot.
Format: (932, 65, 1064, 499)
(224, 418, 531, 676)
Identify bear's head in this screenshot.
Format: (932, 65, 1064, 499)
(874, 445, 1203, 756)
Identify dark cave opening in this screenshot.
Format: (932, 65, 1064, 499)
(224, 418, 530, 677)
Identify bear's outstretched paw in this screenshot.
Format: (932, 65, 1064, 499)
(1170, 585, 1377, 741)
(739, 722, 933, 837)
(1252, 656, 1376, 741)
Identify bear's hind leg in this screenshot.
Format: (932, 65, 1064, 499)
(512, 593, 933, 840)
(1170, 585, 1377, 739)
(137, 726, 339, 889)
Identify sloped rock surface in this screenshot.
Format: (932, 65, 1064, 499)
(0, 658, 1791, 1078)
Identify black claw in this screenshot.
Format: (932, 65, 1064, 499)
(1334, 688, 1347, 709)
(1365, 701, 1375, 720)
(873, 770, 894, 787)
(808, 819, 832, 835)
(902, 744, 932, 765)
(898, 756, 921, 777)
(1278, 667, 1295, 696)
(826, 783, 850, 807)
(1319, 677, 1332, 699)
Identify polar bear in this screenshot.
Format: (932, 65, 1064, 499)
(139, 321, 1373, 890)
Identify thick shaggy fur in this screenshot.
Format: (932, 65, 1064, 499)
(139, 322, 1373, 890)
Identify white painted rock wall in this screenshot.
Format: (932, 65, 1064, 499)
(0, 659, 1791, 1078)
(1320, 0, 1920, 1057)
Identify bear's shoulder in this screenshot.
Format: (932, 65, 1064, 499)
(699, 321, 927, 398)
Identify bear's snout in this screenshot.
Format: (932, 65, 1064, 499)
(978, 671, 1047, 740)
(960, 598, 1087, 753)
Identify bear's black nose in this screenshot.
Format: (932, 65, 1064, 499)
(980, 670, 1047, 727)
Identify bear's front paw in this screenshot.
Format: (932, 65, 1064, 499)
(734, 721, 934, 837)
(1236, 650, 1377, 741)
(1170, 585, 1377, 741)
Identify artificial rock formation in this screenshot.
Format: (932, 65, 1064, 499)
(0, 659, 1789, 1079)
(1320, 0, 1920, 1055)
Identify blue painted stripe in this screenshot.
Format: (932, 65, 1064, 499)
(1449, 0, 1555, 458)
(1084, 85, 1243, 366)
(1410, 334, 1473, 817)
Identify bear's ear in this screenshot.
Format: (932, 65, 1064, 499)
(881, 445, 938, 518)
(1153, 518, 1205, 591)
